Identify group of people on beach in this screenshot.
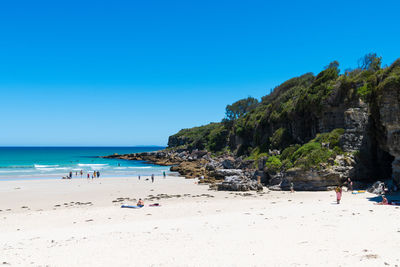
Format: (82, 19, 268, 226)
(65, 170, 101, 179)
(335, 177, 395, 205)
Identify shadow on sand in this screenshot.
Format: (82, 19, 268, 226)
(367, 192, 400, 204)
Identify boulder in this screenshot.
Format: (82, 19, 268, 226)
(216, 176, 263, 191)
(367, 181, 386, 195)
(210, 169, 244, 179)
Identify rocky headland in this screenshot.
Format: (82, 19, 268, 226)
(107, 55, 400, 192)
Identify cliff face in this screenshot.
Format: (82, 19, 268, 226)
(167, 58, 400, 189)
(372, 64, 400, 184)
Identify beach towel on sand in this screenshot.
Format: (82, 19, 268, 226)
(121, 205, 143, 209)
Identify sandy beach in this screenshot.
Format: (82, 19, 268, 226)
(1, 176, 399, 266)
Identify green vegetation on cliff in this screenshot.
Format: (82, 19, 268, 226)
(168, 54, 400, 171)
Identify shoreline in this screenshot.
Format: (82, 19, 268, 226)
(1, 175, 399, 266)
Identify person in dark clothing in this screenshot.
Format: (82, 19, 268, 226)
(347, 178, 353, 191)
(97, 171, 100, 178)
(151, 174, 154, 183)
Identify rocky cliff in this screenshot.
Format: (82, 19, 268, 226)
(109, 56, 400, 191)
(164, 57, 400, 191)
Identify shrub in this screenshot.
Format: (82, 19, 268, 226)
(265, 156, 282, 173)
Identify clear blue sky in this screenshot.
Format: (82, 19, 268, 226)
(0, 0, 399, 146)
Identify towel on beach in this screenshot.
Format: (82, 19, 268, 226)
(121, 205, 143, 209)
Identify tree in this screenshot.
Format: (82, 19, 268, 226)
(358, 53, 382, 71)
(225, 97, 258, 121)
(325, 60, 340, 71)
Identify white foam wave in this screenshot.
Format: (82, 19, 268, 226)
(34, 164, 59, 168)
(37, 167, 69, 172)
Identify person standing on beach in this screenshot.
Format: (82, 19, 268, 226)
(80, 170, 83, 178)
(163, 171, 166, 178)
(93, 171, 97, 178)
(335, 186, 342, 204)
(290, 182, 295, 193)
(151, 174, 154, 183)
(138, 175, 141, 180)
(87, 173, 90, 179)
(347, 178, 353, 191)
(97, 171, 100, 178)
(69, 171, 72, 179)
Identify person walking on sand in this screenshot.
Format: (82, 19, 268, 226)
(347, 178, 353, 191)
(335, 186, 342, 204)
(151, 174, 154, 183)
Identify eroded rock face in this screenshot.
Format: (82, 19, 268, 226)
(268, 168, 340, 191)
(267, 154, 356, 191)
(375, 81, 400, 185)
(340, 103, 369, 152)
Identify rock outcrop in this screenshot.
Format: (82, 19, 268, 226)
(105, 150, 263, 191)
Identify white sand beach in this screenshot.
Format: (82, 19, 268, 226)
(1, 176, 399, 266)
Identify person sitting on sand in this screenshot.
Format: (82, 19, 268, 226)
(375, 195, 388, 205)
(137, 199, 144, 207)
(335, 186, 342, 204)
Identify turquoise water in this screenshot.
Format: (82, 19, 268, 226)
(0, 147, 169, 180)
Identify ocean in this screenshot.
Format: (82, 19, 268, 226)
(0, 147, 169, 180)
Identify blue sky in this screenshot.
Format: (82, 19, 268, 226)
(0, 0, 399, 146)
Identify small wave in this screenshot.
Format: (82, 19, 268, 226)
(34, 164, 59, 168)
(127, 166, 151, 169)
(36, 167, 69, 172)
